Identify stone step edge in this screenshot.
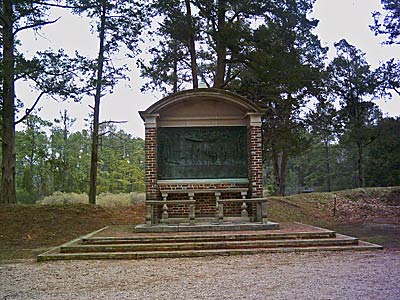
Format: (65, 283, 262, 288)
(62, 237, 359, 253)
(134, 222, 279, 233)
(82, 231, 336, 244)
(38, 243, 383, 262)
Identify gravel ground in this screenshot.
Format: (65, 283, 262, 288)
(1, 251, 399, 300)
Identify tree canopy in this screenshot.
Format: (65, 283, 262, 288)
(371, 0, 400, 45)
(1, 0, 400, 202)
(15, 113, 145, 203)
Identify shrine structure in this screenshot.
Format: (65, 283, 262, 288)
(137, 89, 278, 231)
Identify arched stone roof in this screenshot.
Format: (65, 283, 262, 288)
(139, 88, 264, 121)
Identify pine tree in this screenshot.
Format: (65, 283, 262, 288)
(328, 39, 382, 188)
(0, 1, 83, 203)
(68, 0, 148, 204)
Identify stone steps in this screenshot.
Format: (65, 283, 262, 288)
(82, 230, 335, 244)
(37, 226, 383, 261)
(62, 236, 358, 253)
(38, 243, 382, 261)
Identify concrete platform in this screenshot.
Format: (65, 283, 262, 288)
(134, 221, 280, 233)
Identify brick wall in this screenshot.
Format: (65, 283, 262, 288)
(157, 190, 247, 218)
(157, 183, 248, 218)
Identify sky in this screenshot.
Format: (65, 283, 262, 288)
(16, 0, 400, 138)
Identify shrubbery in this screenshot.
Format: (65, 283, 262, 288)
(38, 192, 145, 206)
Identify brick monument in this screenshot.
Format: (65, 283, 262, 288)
(138, 89, 275, 230)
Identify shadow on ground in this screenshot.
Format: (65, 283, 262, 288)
(330, 224, 400, 250)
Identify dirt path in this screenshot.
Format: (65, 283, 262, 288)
(1, 251, 399, 300)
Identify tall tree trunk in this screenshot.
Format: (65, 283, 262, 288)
(356, 141, 363, 188)
(271, 149, 279, 193)
(213, 0, 226, 88)
(89, 1, 106, 205)
(324, 139, 332, 192)
(271, 147, 289, 196)
(28, 119, 35, 195)
(1, 0, 17, 204)
(184, 0, 198, 89)
(172, 46, 178, 93)
(62, 113, 67, 192)
(278, 149, 289, 196)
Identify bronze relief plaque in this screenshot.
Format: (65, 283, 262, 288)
(157, 126, 248, 180)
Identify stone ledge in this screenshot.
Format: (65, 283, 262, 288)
(157, 178, 249, 184)
(135, 221, 279, 233)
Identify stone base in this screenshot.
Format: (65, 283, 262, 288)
(37, 223, 383, 261)
(135, 221, 279, 233)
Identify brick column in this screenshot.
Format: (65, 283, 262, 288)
(248, 114, 263, 198)
(145, 127, 157, 200)
(144, 115, 158, 201)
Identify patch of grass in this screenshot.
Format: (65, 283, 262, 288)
(267, 196, 332, 227)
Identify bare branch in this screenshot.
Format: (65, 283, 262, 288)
(227, 11, 242, 23)
(99, 120, 128, 126)
(98, 130, 112, 137)
(30, 1, 96, 10)
(14, 17, 61, 35)
(14, 91, 46, 125)
(198, 72, 211, 88)
(222, 70, 242, 88)
(181, 59, 193, 70)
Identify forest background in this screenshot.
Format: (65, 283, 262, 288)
(0, 0, 399, 204)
